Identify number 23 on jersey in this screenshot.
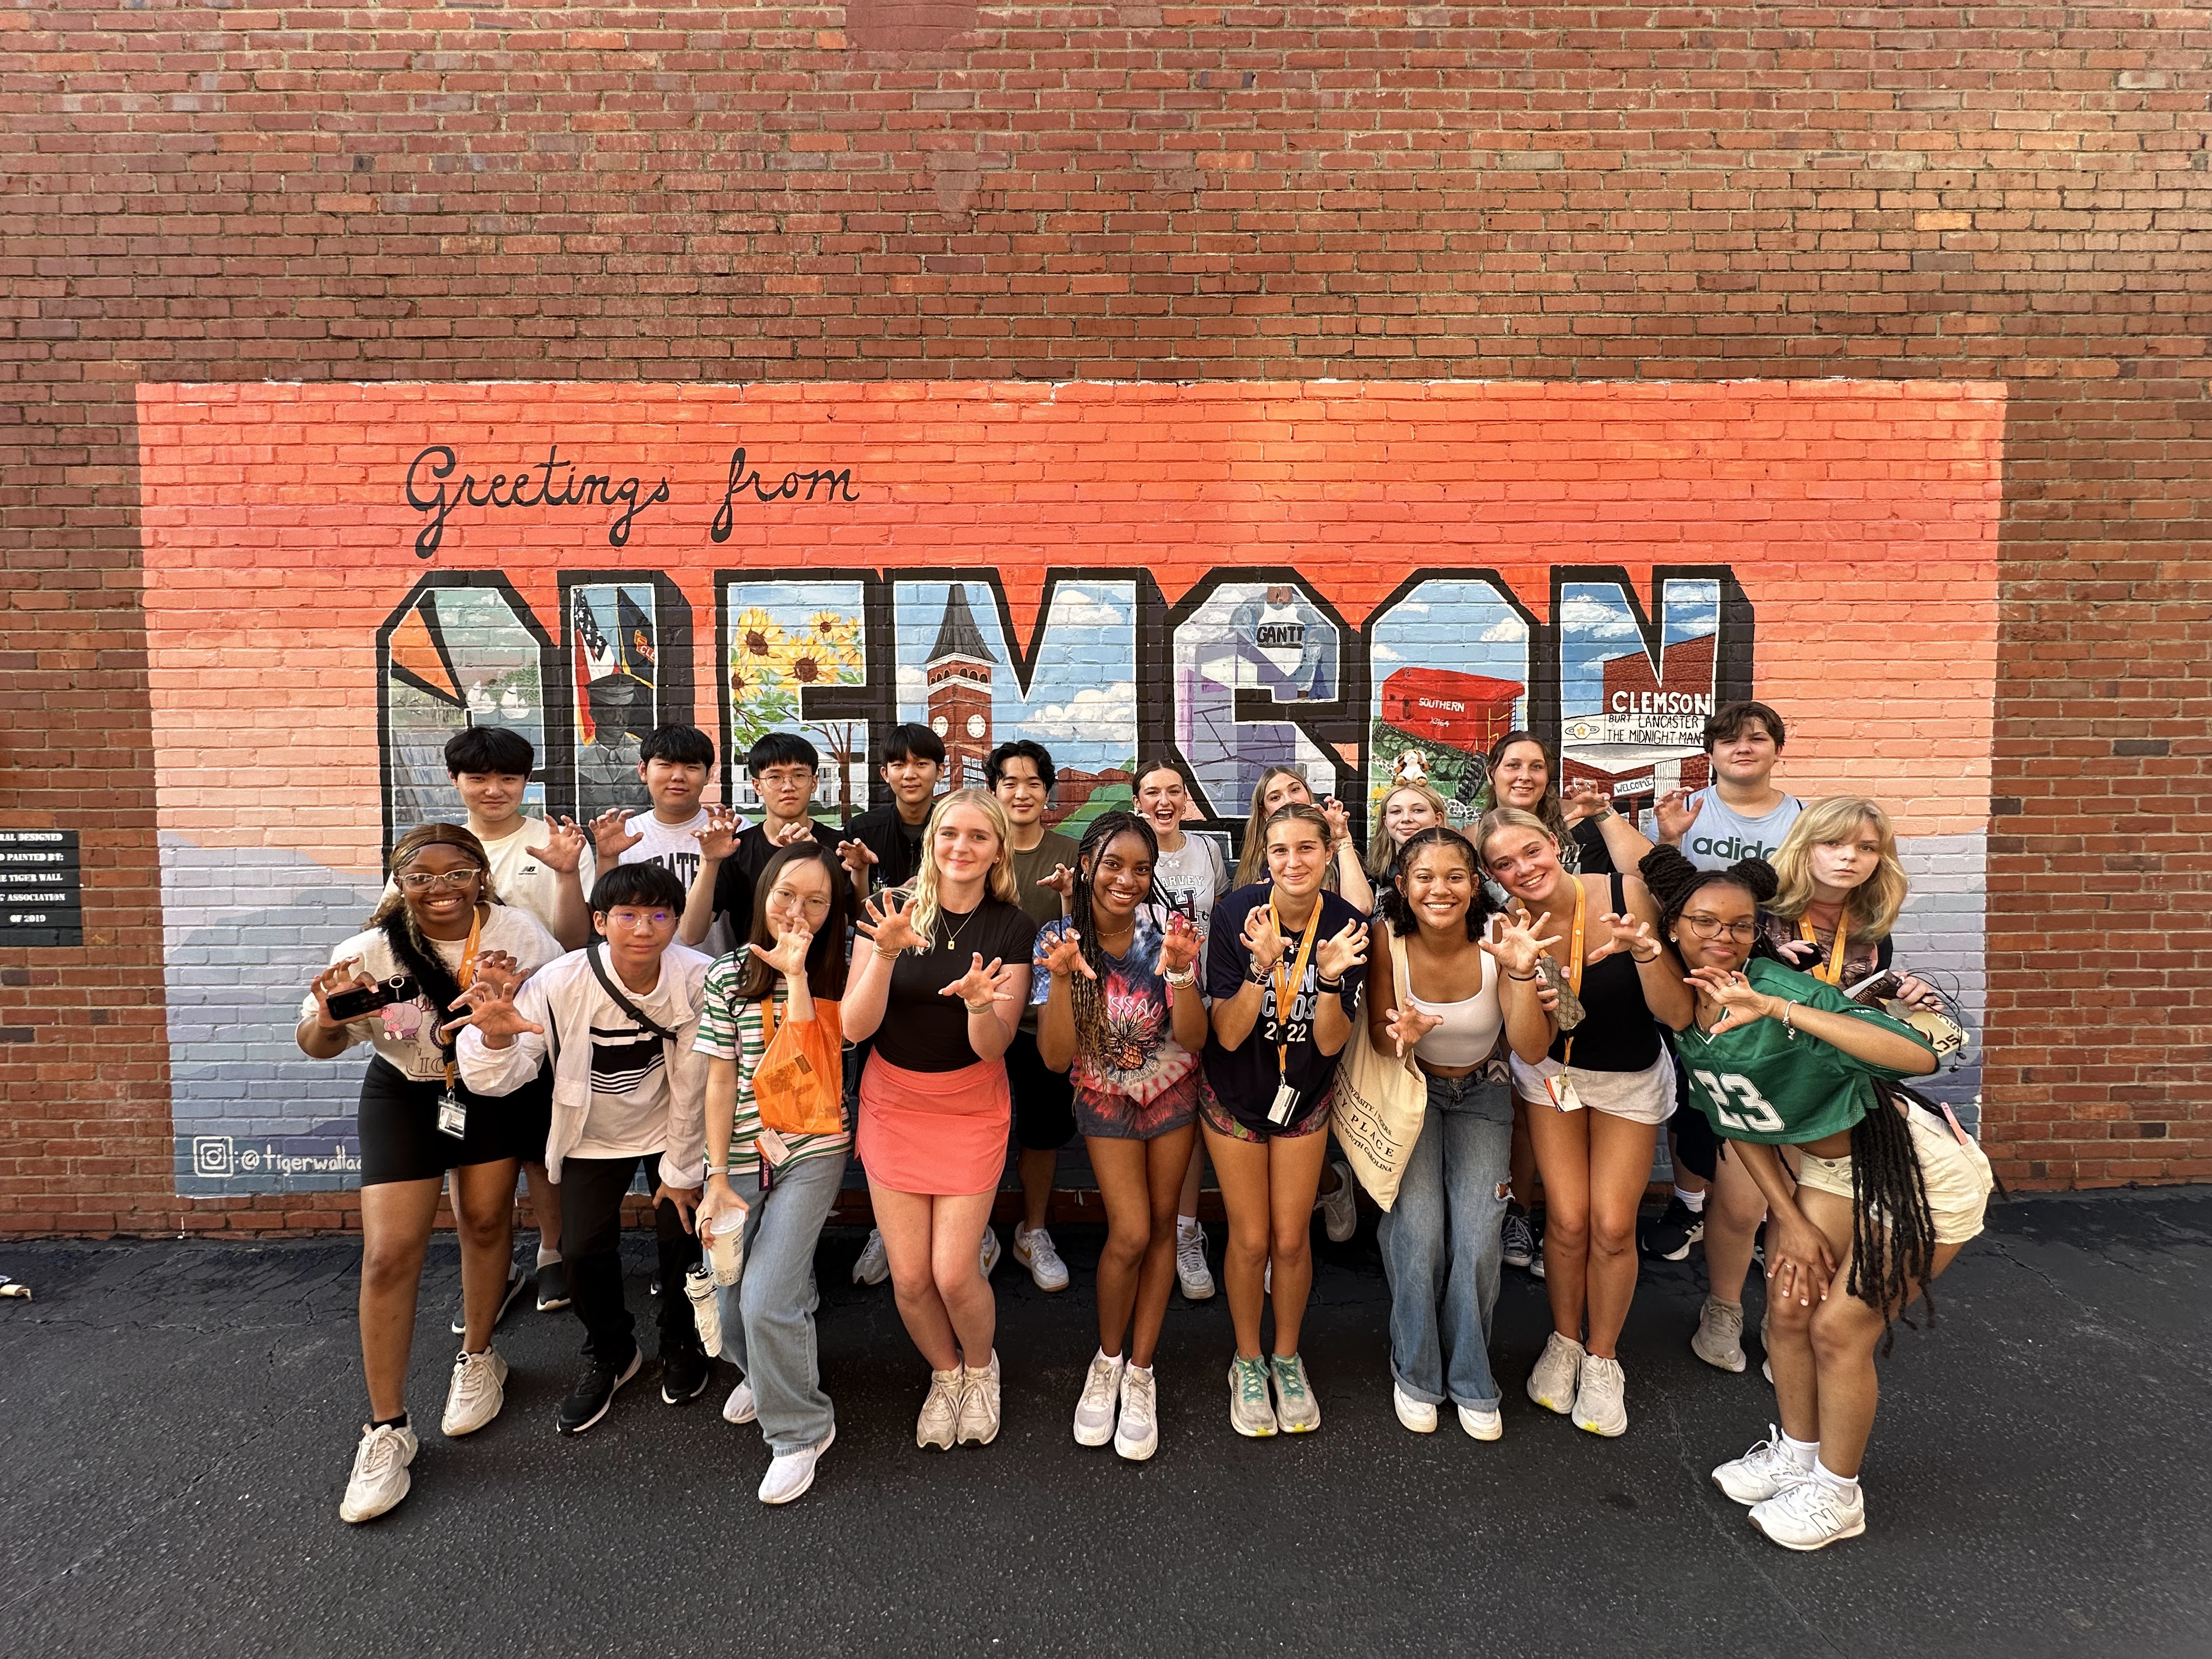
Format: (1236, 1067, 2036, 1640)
(1692, 1069, 1787, 1135)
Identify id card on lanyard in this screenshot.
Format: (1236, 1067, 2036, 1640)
(435, 909, 484, 1139)
(1799, 918, 1847, 986)
(1266, 896, 1323, 1126)
(751, 988, 794, 1189)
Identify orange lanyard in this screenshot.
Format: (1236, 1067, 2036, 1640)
(1799, 917, 1847, 986)
(442, 906, 484, 1091)
(1268, 894, 1323, 1075)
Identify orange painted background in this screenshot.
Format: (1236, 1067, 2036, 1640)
(137, 379, 2003, 1191)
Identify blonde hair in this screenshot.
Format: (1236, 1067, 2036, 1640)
(1365, 781, 1453, 878)
(1767, 795, 1908, 940)
(1233, 765, 1313, 887)
(1474, 805, 1558, 868)
(901, 787, 1019, 951)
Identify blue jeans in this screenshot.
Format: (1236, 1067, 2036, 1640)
(1376, 1073, 1514, 1411)
(714, 1150, 847, 1454)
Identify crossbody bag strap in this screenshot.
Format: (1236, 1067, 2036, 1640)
(585, 941, 684, 1042)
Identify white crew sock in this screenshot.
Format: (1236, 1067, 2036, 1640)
(1125, 1361, 1152, 1380)
(1177, 1215, 1202, 1238)
(1781, 1432, 1819, 1471)
(537, 1246, 562, 1268)
(1672, 1185, 1707, 1214)
(1814, 1460, 1861, 1499)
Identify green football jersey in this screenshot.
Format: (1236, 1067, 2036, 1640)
(1675, 960, 1938, 1146)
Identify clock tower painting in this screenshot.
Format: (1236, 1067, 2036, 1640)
(926, 584, 997, 788)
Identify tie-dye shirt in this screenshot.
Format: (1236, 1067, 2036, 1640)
(1030, 905, 1200, 1133)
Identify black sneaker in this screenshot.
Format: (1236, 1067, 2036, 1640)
(661, 1342, 712, 1406)
(450, 1265, 529, 1336)
(556, 1348, 642, 1435)
(535, 1260, 572, 1313)
(1640, 1197, 1705, 1262)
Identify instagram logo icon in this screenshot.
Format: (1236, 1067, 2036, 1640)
(191, 1136, 235, 1178)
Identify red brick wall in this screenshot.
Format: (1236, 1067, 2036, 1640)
(3, 3, 2205, 1232)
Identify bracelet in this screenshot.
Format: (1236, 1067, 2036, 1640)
(873, 945, 902, 960)
(1630, 948, 1661, 964)
(1246, 963, 1276, 984)
(1781, 1001, 1797, 1039)
(963, 997, 998, 1013)
(704, 1163, 727, 1178)
(1506, 971, 1538, 982)
(1164, 969, 1197, 989)
(1316, 974, 1345, 993)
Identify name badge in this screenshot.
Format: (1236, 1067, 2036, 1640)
(1268, 1081, 1301, 1126)
(436, 1094, 469, 1139)
(1542, 1071, 1585, 1114)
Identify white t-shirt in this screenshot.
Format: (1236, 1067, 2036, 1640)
(1152, 834, 1229, 940)
(1679, 790, 1802, 871)
(307, 904, 562, 1084)
(569, 959, 689, 1159)
(576, 808, 715, 902)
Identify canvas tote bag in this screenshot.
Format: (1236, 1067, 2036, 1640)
(1329, 921, 1429, 1211)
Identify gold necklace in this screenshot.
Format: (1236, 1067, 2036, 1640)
(939, 904, 980, 953)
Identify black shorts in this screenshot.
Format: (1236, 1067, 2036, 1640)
(1005, 1028, 1076, 1152)
(358, 1054, 555, 1187)
(1669, 1065, 1720, 1182)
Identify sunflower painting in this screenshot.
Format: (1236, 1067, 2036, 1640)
(724, 582, 870, 819)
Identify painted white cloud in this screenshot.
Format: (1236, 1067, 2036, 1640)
(1017, 682, 1138, 743)
(1045, 585, 1133, 630)
(1480, 616, 1529, 643)
(1558, 593, 1644, 639)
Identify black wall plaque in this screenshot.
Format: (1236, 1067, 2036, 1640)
(0, 831, 84, 948)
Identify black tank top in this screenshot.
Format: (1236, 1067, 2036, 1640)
(1547, 871, 1663, 1074)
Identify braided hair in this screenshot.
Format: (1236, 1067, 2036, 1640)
(1065, 810, 1160, 1065)
(1643, 843, 1937, 1341)
(365, 823, 494, 1051)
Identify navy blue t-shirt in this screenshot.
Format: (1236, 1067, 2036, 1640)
(1201, 882, 1368, 1127)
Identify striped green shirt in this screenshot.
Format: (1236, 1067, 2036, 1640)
(691, 955, 849, 1177)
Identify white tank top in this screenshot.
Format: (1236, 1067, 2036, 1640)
(1408, 952, 1504, 1068)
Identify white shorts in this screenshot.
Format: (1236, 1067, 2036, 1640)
(1792, 1103, 1996, 1246)
(1511, 1048, 1677, 1127)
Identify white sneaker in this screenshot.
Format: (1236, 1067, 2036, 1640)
(1712, 1424, 1813, 1505)
(1269, 1352, 1322, 1433)
(440, 1347, 507, 1437)
(1750, 1476, 1867, 1551)
(956, 1351, 1002, 1446)
(1692, 1295, 1747, 1373)
(1526, 1331, 1584, 1415)
(1114, 1364, 1159, 1462)
(1228, 1356, 1278, 1438)
(758, 1425, 834, 1505)
(1013, 1224, 1070, 1292)
(853, 1228, 890, 1286)
(1175, 1220, 1216, 1299)
(721, 1381, 758, 1425)
(1392, 1383, 1438, 1434)
(1457, 1403, 1503, 1441)
(1318, 1159, 1358, 1243)
(979, 1228, 1002, 1280)
(1572, 1354, 1628, 1437)
(338, 1422, 418, 1523)
(917, 1367, 962, 1450)
(1073, 1348, 1125, 1447)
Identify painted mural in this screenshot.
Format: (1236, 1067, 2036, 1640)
(138, 380, 2005, 1192)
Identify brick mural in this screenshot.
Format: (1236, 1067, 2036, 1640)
(137, 379, 2002, 1193)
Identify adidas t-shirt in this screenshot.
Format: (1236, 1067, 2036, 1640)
(1675, 960, 1936, 1146)
(1678, 790, 1802, 872)
(568, 959, 690, 1159)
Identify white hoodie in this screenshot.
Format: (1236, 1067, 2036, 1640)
(457, 942, 712, 1188)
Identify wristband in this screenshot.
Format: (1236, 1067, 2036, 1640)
(1506, 971, 1538, 982)
(1316, 974, 1345, 993)
(704, 1163, 728, 1178)
(1164, 968, 1197, 989)
(1246, 963, 1276, 984)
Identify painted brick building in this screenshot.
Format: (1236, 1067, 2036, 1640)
(3, 4, 2207, 1234)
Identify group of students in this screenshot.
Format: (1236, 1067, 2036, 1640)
(302, 698, 1994, 1554)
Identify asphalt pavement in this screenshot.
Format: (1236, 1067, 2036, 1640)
(3, 1187, 2209, 1659)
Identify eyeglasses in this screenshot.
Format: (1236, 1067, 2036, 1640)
(1679, 913, 1759, 943)
(605, 910, 675, 930)
(396, 869, 482, 892)
(770, 891, 834, 915)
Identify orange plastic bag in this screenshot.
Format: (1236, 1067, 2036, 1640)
(754, 996, 845, 1137)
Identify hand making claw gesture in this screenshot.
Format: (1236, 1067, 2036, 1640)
(1589, 910, 1663, 967)
(1158, 912, 1201, 979)
(1240, 904, 1287, 973)
(1654, 787, 1703, 844)
(1037, 864, 1077, 908)
(1383, 1003, 1442, 1059)
(440, 977, 545, 1047)
(941, 953, 1019, 1012)
(1040, 927, 1096, 982)
(837, 838, 881, 889)
(1685, 966, 1782, 1034)
(859, 890, 920, 956)
(748, 921, 814, 980)
(1560, 778, 1612, 823)
(307, 958, 378, 1032)
(692, 804, 744, 863)
(524, 815, 588, 875)
(588, 807, 643, 864)
(465, 949, 527, 1005)
(1480, 912, 1562, 981)
(765, 814, 817, 849)
(1320, 795, 1352, 849)
(1315, 918, 1369, 981)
